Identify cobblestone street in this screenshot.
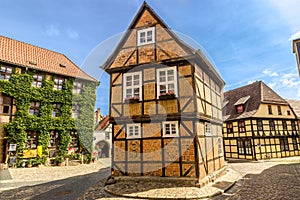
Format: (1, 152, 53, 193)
(1, 157, 300, 199)
(213, 158, 300, 200)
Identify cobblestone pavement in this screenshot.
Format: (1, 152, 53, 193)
(212, 157, 300, 200)
(0, 158, 111, 199)
(1, 157, 300, 200)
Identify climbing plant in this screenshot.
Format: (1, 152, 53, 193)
(0, 69, 97, 167)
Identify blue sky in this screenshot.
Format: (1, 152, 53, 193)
(1, 0, 300, 115)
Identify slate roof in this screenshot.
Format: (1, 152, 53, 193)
(287, 99, 300, 118)
(0, 35, 97, 82)
(223, 81, 288, 121)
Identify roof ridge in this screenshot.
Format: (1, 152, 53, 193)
(0, 35, 65, 57)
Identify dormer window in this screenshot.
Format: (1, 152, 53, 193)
(137, 27, 155, 46)
(234, 96, 250, 114)
(236, 105, 244, 113)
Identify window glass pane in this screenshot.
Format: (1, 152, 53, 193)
(134, 88, 139, 96)
(1, 67, 5, 72)
(160, 85, 166, 94)
(3, 106, 9, 113)
(168, 84, 174, 92)
(6, 68, 12, 73)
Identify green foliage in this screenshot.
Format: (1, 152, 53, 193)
(0, 71, 97, 167)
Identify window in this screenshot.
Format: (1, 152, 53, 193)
(287, 110, 291, 115)
(0, 95, 12, 114)
(70, 131, 78, 147)
(26, 131, 37, 149)
(126, 124, 141, 139)
(257, 120, 263, 131)
(123, 72, 142, 102)
(236, 105, 244, 113)
(238, 121, 246, 133)
(277, 106, 282, 115)
(205, 123, 212, 136)
(237, 139, 252, 155)
(292, 137, 298, 150)
(280, 137, 289, 151)
(49, 131, 59, 147)
(32, 74, 43, 88)
(282, 120, 287, 130)
(0, 66, 12, 80)
(73, 82, 83, 94)
(291, 121, 297, 131)
(227, 122, 233, 133)
(218, 137, 223, 156)
(137, 27, 155, 46)
(157, 66, 177, 98)
(269, 120, 275, 131)
(29, 101, 40, 116)
(268, 105, 273, 115)
(105, 132, 110, 140)
(52, 103, 61, 117)
(72, 105, 80, 118)
(162, 121, 179, 137)
(53, 77, 64, 90)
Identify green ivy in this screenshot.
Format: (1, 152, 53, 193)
(0, 70, 97, 167)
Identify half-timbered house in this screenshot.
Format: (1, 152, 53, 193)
(223, 81, 300, 160)
(102, 2, 225, 180)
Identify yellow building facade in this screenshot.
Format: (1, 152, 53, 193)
(223, 81, 300, 160)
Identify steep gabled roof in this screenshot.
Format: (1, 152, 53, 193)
(0, 35, 97, 82)
(287, 99, 300, 118)
(95, 115, 110, 131)
(101, 1, 224, 86)
(223, 81, 288, 121)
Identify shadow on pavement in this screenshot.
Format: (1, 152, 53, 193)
(0, 167, 111, 200)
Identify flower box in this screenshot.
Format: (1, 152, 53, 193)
(124, 96, 140, 103)
(159, 93, 176, 100)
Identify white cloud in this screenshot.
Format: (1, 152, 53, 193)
(289, 30, 300, 41)
(263, 69, 278, 77)
(45, 25, 60, 37)
(268, 82, 276, 88)
(67, 29, 79, 39)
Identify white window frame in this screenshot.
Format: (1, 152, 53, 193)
(205, 123, 212, 136)
(123, 71, 142, 102)
(162, 121, 179, 137)
(156, 66, 178, 98)
(137, 27, 155, 46)
(126, 123, 141, 139)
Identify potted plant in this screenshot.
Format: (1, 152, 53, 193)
(125, 96, 140, 103)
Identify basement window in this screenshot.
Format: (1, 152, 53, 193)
(137, 27, 155, 46)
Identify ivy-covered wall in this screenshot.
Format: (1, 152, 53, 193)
(0, 69, 97, 166)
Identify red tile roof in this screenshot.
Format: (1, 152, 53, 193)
(0, 35, 97, 82)
(223, 81, 288, 121)
(95, 116, 110, 131)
